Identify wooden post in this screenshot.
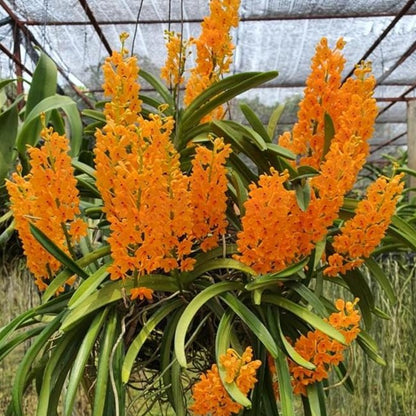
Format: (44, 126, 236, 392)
(407, 100, 416, 200)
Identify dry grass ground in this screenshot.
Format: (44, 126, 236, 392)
(1, 252, 415, 415)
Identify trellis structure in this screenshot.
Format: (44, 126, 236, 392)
(1, 0, 416, 163)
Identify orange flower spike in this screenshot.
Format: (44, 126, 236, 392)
(161, 30, 189, 88)
(279, 37, 347, 168)
(325, 174, 404, 277)
(288, 298, 361, 395)
(190, 137, 231, 251)
(190, 346, 261, 416)
(102, 33, 142, 125)
(184, 0, 241, 121)
(6, 125, 86, 291)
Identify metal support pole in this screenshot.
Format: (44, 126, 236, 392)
(407, 100, 416, 198)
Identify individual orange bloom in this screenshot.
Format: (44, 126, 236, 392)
(288, 298, 360, 396)
(190, 346, 261, 416)
(325, 174, 404, 276)
(6, 124, 87, 291)
(184, 0, 241, 122)
(130, 287, 154, 301)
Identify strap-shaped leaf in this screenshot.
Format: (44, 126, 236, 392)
(267, 103, 285, 139)
(245, 258, 308, 291)
(0, 102, 18, 188)
(266, 142, 296, 160)
(64, 308, 109, 415)
(265, 308, 296, 416)
(365, 257, 396, 305)
(215, 311, 252, 408)
(219, 292, 279, 358)
(62, 275, 179, 331)
(305, 383, 327, 416)
(37, 326, 84, 416)
(93, 309, 118, 416)
(357, 330, 386, 366)
(267, 307, 315, 371)
(139, 69, 174, 109)
(66, 264, 110, 308)
(0, 326, 45, 361)
(263, 295, 345, 344)
(174, 281, 243, 367)
(12, 311, 64, 416)
(342, 269, 374, 329)
(29, 223, 89, 279)
(17, 95, 82, 156)
(24, 52, 57, 119)
(240, 102, 271, 143)
(182, 258, 256, 286)
(122, 299, 183, 383)
(179, 71, 278, 143)
(322, 112, 335, 160)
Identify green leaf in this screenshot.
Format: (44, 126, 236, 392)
(365, 257, 396, 305)
(17, 95, 82, 155)
(82, 108, 106, 122)
(12, 312, 64, 416)
(245, 258, 308, 291)
(357, 330, 386, 366)
(389, 215, 416, 251)
(0, 326, 45, 361)
(306, 384, 326, 416)
(174, 281, 243, 367)
(37, 327, 83, 416)
(64, 308, 109, 416)
(267, 103, 285, 139)
(122, 299, 183, 383)
(170, 358, 186, 416)
(342, 269, 374, 329)
(139, 69, 174, 109)
(295, 180, 311, 212)
(240, 103, 271, 143)
(29, 223, 89, 279)
(0, 102, 18, 188)
(287, 282, 327, 317)
(92, 309, 118, 416)
(62, 274, 178, 331)
(216, 311, 252, 408)
(263, 295, 345, 344)
(266, 142, 296, 160)
(180, 71, 278, 144)
(322, 112, 335, 160)
(25, 52, 57, 118)
(219, 292, 279, 358)
(66, 264, 110, 308)
(182, 258, 256, 286)
(267, 307, 315, 370)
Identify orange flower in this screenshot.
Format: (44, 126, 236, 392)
(190, 137, 232, 252)
(184, 0, 241, 121)
(236, 39, 378, 276)
(6, 124, 87, 291)
(95, 42, 231, 283)
(161, 30, 189, 88)
(288, 298, 360, 396)
(325, 174, 404, 276)
(190, 346, 261, 416)
(130, 287, 154, 301)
